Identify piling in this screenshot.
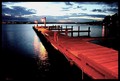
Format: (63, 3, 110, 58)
(88, 27, 90, 37)
(71, 26, 73, 37)
(78, 26, 80, 37)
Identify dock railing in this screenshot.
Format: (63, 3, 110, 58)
(48, 25, 91, 37)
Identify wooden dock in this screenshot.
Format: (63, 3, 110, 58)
(33, 26, 118, 79)
(48, 25, 90, 37)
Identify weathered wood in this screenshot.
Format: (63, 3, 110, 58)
(33, 26, 118, 79)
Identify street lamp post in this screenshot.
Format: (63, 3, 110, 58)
(41, 17, 46, 27)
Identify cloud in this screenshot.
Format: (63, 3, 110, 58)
(2, 4, 6, 8)
(92, 9, 105, 12)
(77, 6, 82, 8)
(92, 7, 118, 13)
(86, 14, 106, 18)
(69, 12, 106, 18)
(11, 6, 36, 15)
(2, 15, 29, 21)
(102, 2, 118, 7)
(65, 2, 73, 6)
(2, 5, 36, 16)
(105, 7, 118, 13)
(82, 8, 87, 11)
(2, 5, 36, 21)
(61, 7, 71, 11)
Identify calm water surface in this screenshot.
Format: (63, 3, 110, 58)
(2, 24, 100, 80)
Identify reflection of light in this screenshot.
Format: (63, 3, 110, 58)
(33, 35, 50, 72)
(102, 25, 105, 37)
(33, 35, 48, 60)
(39, 42, 48, 60)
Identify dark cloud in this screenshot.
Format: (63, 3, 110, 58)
(2, 15, 29, 21)
(73, 6, 87, 11)
(92, 9, 105, 12)
(74, 2, 118, 8)
(73, 2, 98, 5)
(2, 4, 6, 8)
(102, 2, 118, 7)
(2, 5, 36, 21)
(105, 7, 118, 12)
(2, 5, 36, 16)
(73, 6, 83, 9)
(86, 14, 106, 18)
(65, 2, 73, 6)
(2, 7, 14, 15)
(77, 6, 82, 8)
(68, 13, 106, 19)
(92, 7, 118, 13)
(11, 6, 36, 15)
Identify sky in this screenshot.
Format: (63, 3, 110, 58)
(2, 2, 118, 22)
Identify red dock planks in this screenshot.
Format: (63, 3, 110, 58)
(34, 27, 118, 79)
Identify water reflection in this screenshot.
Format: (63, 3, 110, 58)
(33, 35, 50, 74)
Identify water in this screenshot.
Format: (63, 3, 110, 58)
(1, 24, 101, 80)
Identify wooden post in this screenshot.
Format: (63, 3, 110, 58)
(55, 25, 56, 29)
(44, 17, 46, 27)
(88, 27, 90, 37)
(58, 25, 60, 31)
(78, 26, 80, 37)
(71, 26, 73, 37)
(66, 25, 67, 29)
(48, 26, 50, 30)
(58, 25, 60, 30)
(82, 70, 84, 80)
(65, 29, 68, 36)
(61, 25, 62, 31)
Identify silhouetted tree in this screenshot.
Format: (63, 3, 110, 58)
(103, 13, 119, 37)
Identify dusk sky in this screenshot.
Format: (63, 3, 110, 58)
(2, 2, 118, 22)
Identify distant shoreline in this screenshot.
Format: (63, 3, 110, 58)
(2, 21, 102, 25)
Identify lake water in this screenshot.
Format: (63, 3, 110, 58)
(1, 24, 102, 80)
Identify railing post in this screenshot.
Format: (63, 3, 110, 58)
(66, 25, 67, 29)
(65, 29, 68, 36)
(61, 25, 62, 31)
(78, 26, 80, 37)
(71, 26, 73, 37)
(88, 27, 90, 37)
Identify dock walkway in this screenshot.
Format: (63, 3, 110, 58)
(33, 26, 118, 79)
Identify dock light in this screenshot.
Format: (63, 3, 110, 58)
(41, 17, 46, 27)
(34, 20, 38, 27)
